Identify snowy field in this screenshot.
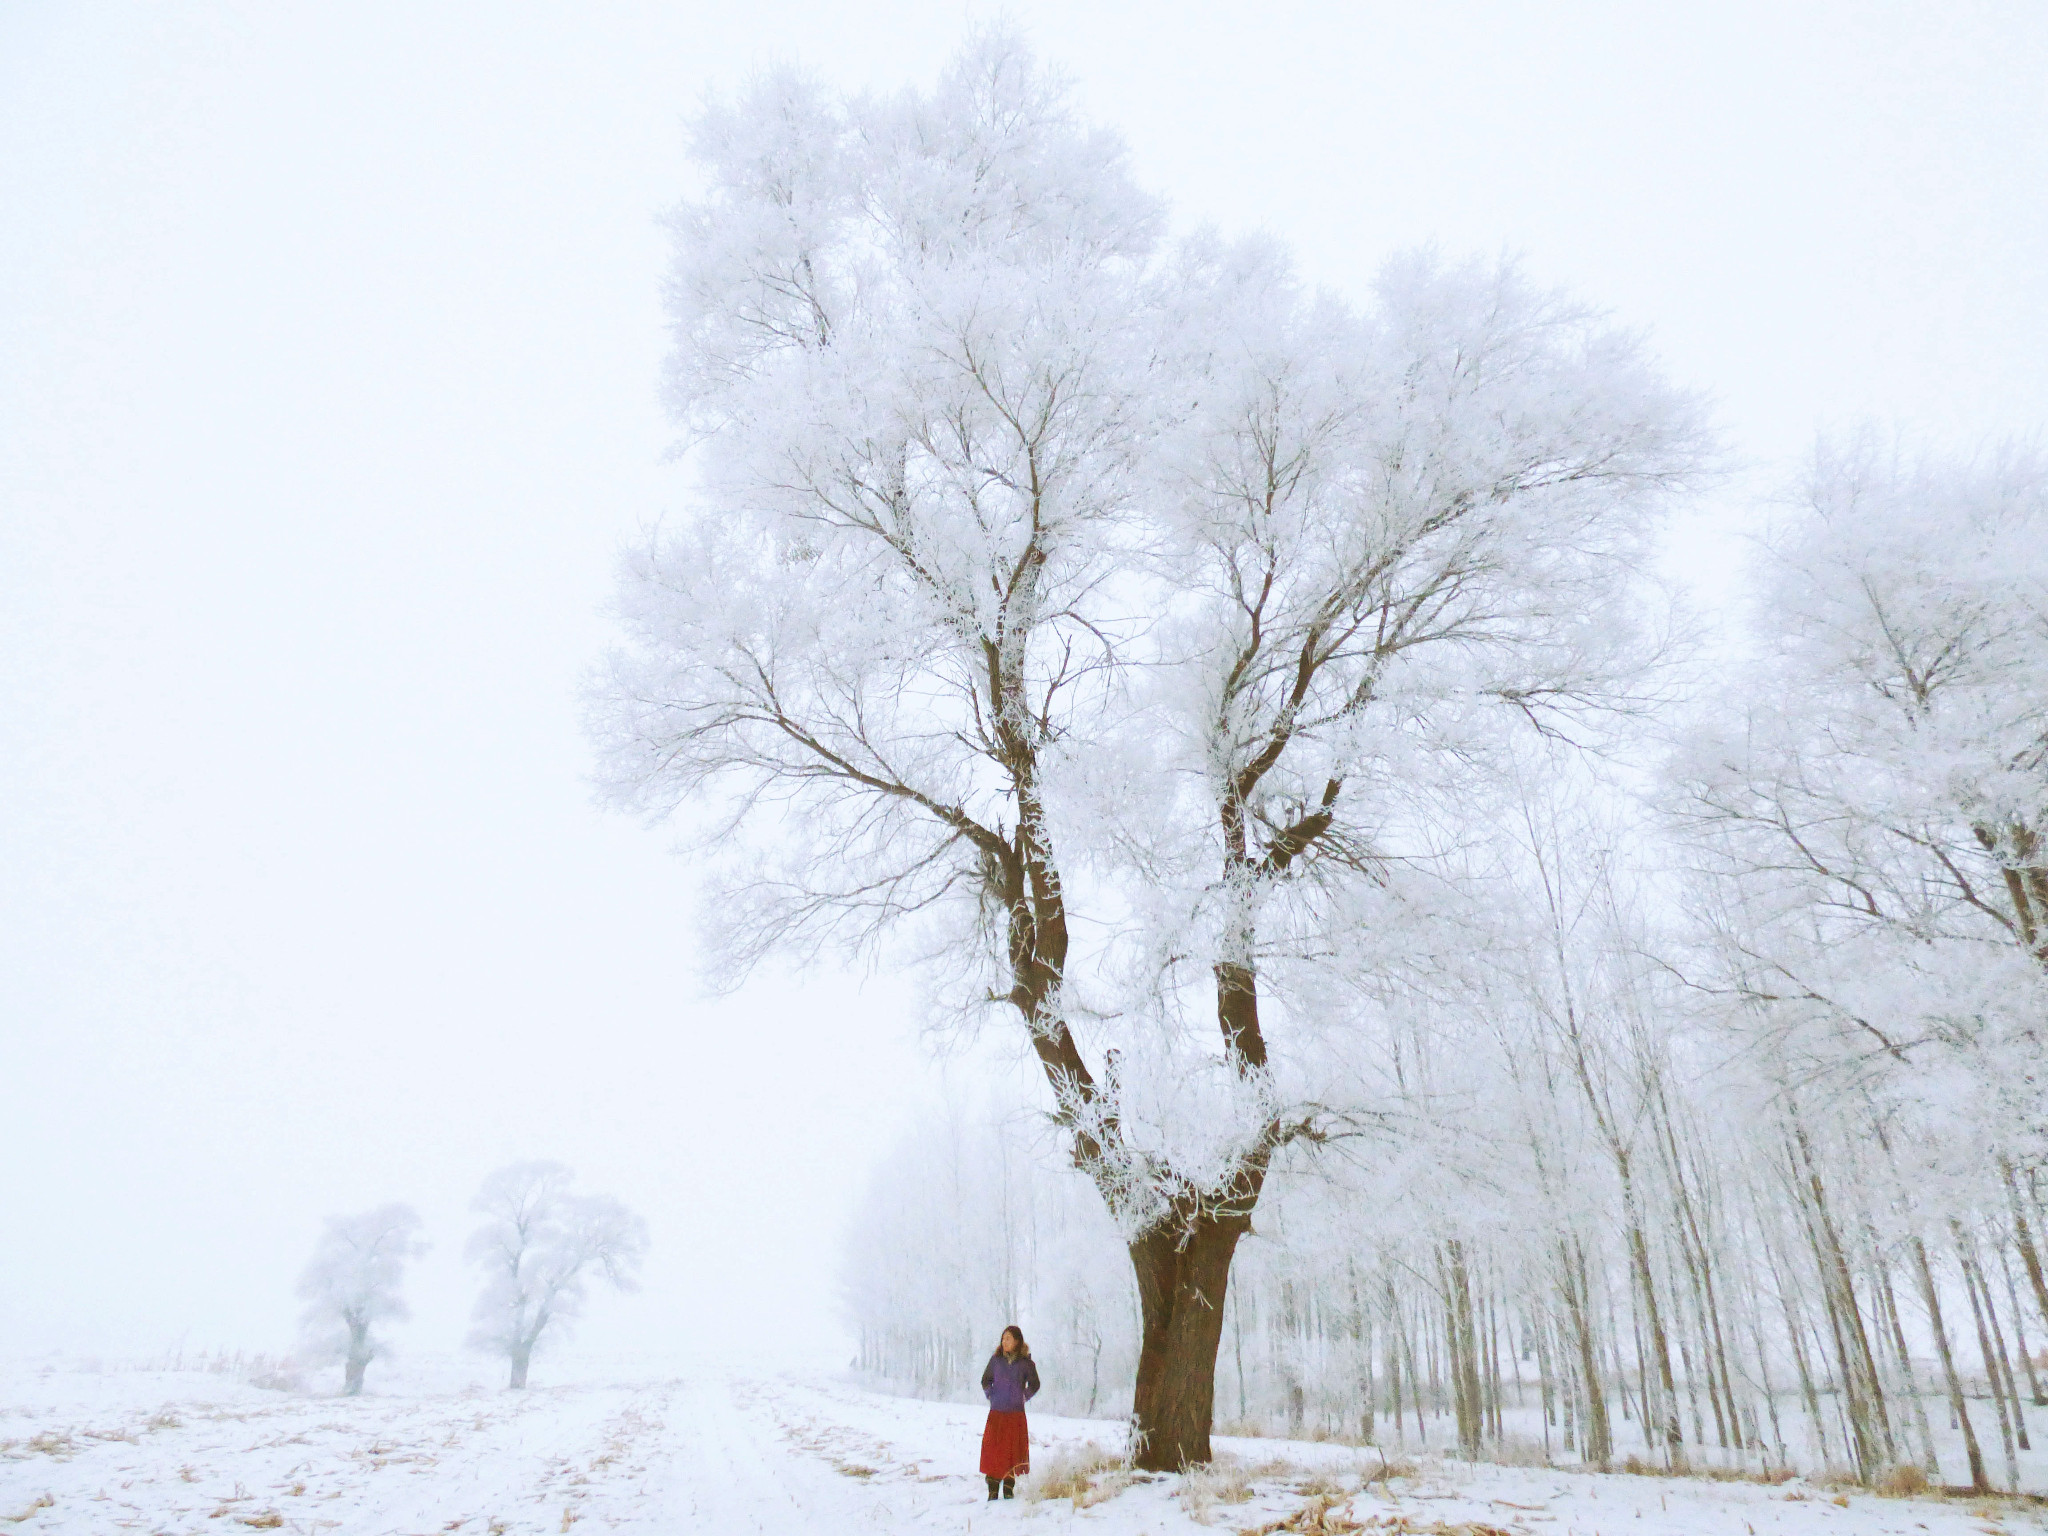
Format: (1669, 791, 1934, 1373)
(5, 1357, 2046, 1536)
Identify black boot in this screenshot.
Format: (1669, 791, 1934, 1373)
(985, 1475, 999, 1501)
(1002, 1477, 1015, 1499)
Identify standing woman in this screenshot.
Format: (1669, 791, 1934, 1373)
(979, 1325, 1040, 1499)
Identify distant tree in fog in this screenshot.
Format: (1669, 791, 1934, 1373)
(464, 1160, 647, 1389)
(296, 1203, 427, 1396)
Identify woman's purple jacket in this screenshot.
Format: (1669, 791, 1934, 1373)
(981, 1352, 1041, 1413)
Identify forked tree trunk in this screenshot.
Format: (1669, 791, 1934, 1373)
(1128, 1213, 1247, 1470)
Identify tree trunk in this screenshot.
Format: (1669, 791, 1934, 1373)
(343, 1319, 370, 1397)
(1559, 1239, 1612, 1465)
(2000, 1157, 2048, 1397)
(1912, 1235, 1988, 1492)
(1128, 1213, 1246, 1469)
(1626, 1220, 1683, 1455)
(1996, 1237, 2046, 1407)
(1956, 1234, 2020, 1491)
(1977, 1247, 2030, 1449)
(509, 1344, 532, 1390)
(1793, 1126, 1891, 1478)
(1441, 1240, 1484, 1459)
(1875, 1251, 1939, 1475)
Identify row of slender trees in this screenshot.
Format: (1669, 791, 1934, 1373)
(296, 1161, 644, 1393)
(849, 962, 2048, 1493)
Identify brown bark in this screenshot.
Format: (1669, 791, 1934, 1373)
(2001, 1158, 2048, 1399)
(1994, 1235, 2046, 1407)
(1129, 1213, 1248, 1469)
(1557, 1237, 1612, 1464)
(1956, 1236, 2019, 1491)
(1875, 1250, 1939, 1475)
(1441, 1240, 1484, 1459)
(1626, 1222, 1684, 1453)
(1792, 1126, 1892, 1477)
(1977, 1247, 2031, 1448)
(1911, 1236, 1988, 1492)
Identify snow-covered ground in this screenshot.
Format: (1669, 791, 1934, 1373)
(4, 1356, 2044, 1535)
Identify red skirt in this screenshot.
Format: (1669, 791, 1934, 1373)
(979, 1409, 1030, 1477)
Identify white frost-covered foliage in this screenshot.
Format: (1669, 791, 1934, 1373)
(603, 24, 2048, 1489)
(842, 435, 2048, 1493)
(296, 1203, 426, 1396)
(595, 29, 1702, 1467)
(464, 1161, 647, 1389)
(1675, 437, 2048, 1149)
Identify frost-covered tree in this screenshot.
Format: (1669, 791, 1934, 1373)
(1677, 434, 2048, 1076)
(464, 1161, 647, 1388)
(1671, 433, 2048, 1489)
(593, 33, 1703, 1467)
(296, 1203, 426, 1396)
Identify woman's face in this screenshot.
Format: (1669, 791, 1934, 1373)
(1001, 1330, 1020, 1356)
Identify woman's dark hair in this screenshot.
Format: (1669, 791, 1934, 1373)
(1000, 1324, 1029, 1355)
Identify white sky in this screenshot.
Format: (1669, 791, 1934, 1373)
(3, 1, 2044, 1368)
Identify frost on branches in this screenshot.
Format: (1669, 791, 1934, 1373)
(1671, 436, 2048, 1490)
(592, 32, 1703, 1468)
(464, 1162, 647, 1389)
(296, 1203, 427, 1396)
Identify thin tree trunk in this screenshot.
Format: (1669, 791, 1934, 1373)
(1956, 1235, 2020, 1492)
(1393, 1302, 1409, 1443)
(1441, 1240, 1483, 1459)
(2002, 1158, 2048, 1392)
(1977, 1244, 2030, 1450)
(1779, 1267, 1830, 1469)
(1745, 1303, 1788, 1468)
(1626, 1219, 1684, 1456)
(1912, 1236, 1988, 1492)
(1561, 1238, 1611, 1463)
(1875, 1250, 1938, 1476)
(1996, 1235, 2046, 1409)
(1400, 1291, 1426, 1446)
(1793, 1126, 1890, 1478)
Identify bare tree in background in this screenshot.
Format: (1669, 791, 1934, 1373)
(297, 1203, 426, 1396)
(465, 1161, 647, 1389)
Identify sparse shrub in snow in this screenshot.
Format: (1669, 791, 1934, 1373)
(464, 1161, 647, 1388)
(1178, 1457, 1255, 1520)
(296, 1203, 425, 1396)
(1020, 1443, 1130, 1506)
(1876, 1462, 1931, 1497)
